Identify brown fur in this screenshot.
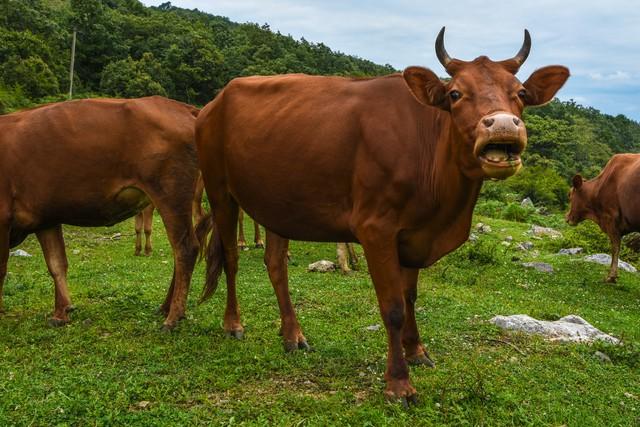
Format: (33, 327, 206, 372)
(567, 154, 640, 282)
(0, 96, 202, 328)
(196, 40, 569, 400)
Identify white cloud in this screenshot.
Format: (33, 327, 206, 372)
(589, 71, 631, 81)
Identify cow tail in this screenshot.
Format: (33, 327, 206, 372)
(194, 213, 224, 303)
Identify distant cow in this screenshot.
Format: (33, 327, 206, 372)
(196, 28, 569, 403)
(0, 96, 208, 329)
(567, 154, 640, 283)
(134, 174, 206, 256)
(237, 209, 264, 250)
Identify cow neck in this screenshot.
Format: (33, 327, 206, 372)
(418, 111, 483, 216)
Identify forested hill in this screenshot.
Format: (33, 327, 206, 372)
(0, 0, 395, 107)
(1, 0, 640, 204)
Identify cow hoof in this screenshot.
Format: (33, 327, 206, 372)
(225, 329, 244, 340)
(160, 323, 176, 333)
(605, 276, 617, 284)
(284, 340, 313, 352)
(255, 242, 264, 249)
(406, 353, 435, 368)
(156, 305, 170, 316)
(134, 251, 142, 256)
(384, 379, 417, 407)
(144, 251, 152, 257)
(48, 318, 70, 327)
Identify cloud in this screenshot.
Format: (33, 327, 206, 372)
(589, 71, 631, 81)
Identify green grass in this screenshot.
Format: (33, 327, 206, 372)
(1, 214, 639, 426)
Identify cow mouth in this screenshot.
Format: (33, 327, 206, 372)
(474, 139, 526, 179)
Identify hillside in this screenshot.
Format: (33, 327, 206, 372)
(1, 0, 640, 206)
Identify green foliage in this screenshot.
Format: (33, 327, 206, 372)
(0, 55, 59, 98)
(503, 166, 570, 209)
(100, 52, 168, 97)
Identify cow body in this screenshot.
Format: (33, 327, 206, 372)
(0, 96, 204, 328)
(196, 29, 569, 402)
(567, 154, 640, 282)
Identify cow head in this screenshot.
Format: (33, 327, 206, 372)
(566, 174, 594, 226)
(403, 27, 569, 180)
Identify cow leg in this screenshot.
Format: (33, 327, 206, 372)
(337, 243, 351, 274)
(0, 223, 8, 314)
(143, 205, 154, 256)
(237, 209, 249, 251)
(158, 270, 175, 316)
(153, 201, 198, 329)
(217, 198, 244, 338)
(36, 226, 73, 326)
(402, 272, 435, 367)
(254, 220, 264, 249)
(264, 230, 309, 351)
(192, 174, 206, 224)
(606, 230, 622, 283)
(358, 228, 417, 404)
(347, 243, 358, 270)
(134, 212, 143, 256)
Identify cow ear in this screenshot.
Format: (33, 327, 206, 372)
(403, 66, 448, 110)
(522, 66, 570, 106)
(572, 174, 583, 189)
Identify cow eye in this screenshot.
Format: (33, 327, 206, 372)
(449, 90, 461, 101)
(517, 89, 527, 99)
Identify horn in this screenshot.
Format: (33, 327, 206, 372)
(512, 29, 531, 66)
(435, 26, 452, 69)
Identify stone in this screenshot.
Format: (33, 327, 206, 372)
(529, 225, 562, 239)
(490, 314, 620, 344)
(111, 232, 122, 240)
(558, 247, 583, 255)
(501, 241, 511, 247)
(504, 235, 513, 242)
(584, 254, 637, 273)
(475, 222, 492, 234)
(308, 260, 336, 273)
(365, 324, 381, 332)
(9, 249, 32, 257)
(515, 241, 534, 251)
(72, 249, 81, 255)
(593, 351, 612, 363)
(521, 262, 554, 273)
(521, 197, 534, 208)
(469, 233, 478, 242)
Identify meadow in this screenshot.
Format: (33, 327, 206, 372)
(0, 212, 638, 426)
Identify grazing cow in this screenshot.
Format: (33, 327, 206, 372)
(567, 154, 640, 283)
(134, 174, 206, 256)
(0, 96, 207, 329)
(196, 28, 569, 403)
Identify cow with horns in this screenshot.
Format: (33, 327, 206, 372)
(195, 28, 569, 404)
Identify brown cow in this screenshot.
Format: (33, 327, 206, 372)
(0, 96, 207, 329)
(196, 28, 569, 403)
(567, 154, 640, 283)
(134, 174, 206, 256)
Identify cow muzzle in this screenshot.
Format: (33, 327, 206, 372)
(473, 112, 527, 180)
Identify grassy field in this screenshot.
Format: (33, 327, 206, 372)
(1, 214, 639, 426)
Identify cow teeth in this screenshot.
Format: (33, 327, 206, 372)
(484, 148, 508, 163)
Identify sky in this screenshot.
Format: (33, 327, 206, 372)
(142, 0, 640, 121)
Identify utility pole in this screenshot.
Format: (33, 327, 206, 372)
(68, 29, 76, 100)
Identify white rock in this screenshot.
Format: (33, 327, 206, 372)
(516, 241, 534, 251)
(529, 225, 562, 239)
(475, 223, 492, 234)
(504, 236, 513, 242)
(365, 324, 381, 331)
(490, 314, 620, 344)
(9, 249, 32, 257)
(308, 260, 336, 273)
(558, 247, 583, 255)
(521, 197, 534, 208)
(521, 262, 554, 273)
(584, 254, 637, 273)
(594, 351, 612, 363)
(469, 233, 478, 242)
(72, 249, 81, 255)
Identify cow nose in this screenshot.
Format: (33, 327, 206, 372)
(482, 113, 523, 133)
